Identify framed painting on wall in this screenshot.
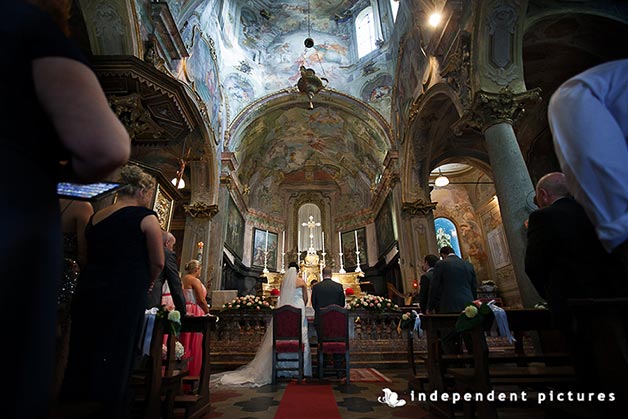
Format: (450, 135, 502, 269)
(341, 228, 368, 269)
(252, 228, 278, 271)
(224, 195, 244, 259)
(375, 195, 395, 257)
(487, 225, 511, 269)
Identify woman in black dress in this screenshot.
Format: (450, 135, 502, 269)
(62, 165, 164, 418)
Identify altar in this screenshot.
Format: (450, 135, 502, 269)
(261, 253, 366, 298)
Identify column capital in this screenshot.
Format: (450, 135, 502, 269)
(453, 86, 541, 134)
(184, 201, 219, 219)
(402, 199, 438, 216)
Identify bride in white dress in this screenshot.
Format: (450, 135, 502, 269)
(210, 262, 312, 387)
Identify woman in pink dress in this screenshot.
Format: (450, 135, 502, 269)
(180, 260, 210, 377)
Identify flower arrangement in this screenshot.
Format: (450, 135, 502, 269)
(221, 294, 273, 311)
(155, 305, 181, 336)
(270, 288, 280, 296)
(162, 341, 187, 361)
(345, 287, 355, 296)
(454, 300, 494, 333)
(398, 311, 418, 329)
(348, 294, 398, 312)
(479, 280, 497, 292)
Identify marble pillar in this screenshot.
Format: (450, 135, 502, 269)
(484, 122, 541, 307)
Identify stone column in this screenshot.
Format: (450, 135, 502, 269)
(181, 160, 219, 290)
(455, 87, 542, 307)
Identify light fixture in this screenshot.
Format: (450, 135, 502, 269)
(171, 177, 185, 189)
(296, 0, 328, 109)
(434, 168, 450, 187)
(428, 12, 442, 27)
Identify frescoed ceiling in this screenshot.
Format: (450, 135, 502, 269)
(232, 96, 390, 217)
(185, 0, 395, 121)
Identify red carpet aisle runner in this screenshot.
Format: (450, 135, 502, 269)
(274, 383, 341, 419)
(349, 368, 393, 383)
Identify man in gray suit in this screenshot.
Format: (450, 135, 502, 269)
(147, 231, 187, 315)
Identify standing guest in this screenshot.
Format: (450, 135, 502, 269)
(525, 172, 626, 403)
(52, 198, 93, 400)
(61, 165, 163, 418)
(147, 231, 187, 315)
(417, 254, 438, 314)
(428, 246, 478, 354)
(0, 1, 130, 417)
(179, 260, 210, 378)
(427, 246, 477, 314)
(548, 59, 628, 276)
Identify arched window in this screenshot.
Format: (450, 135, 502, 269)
(390, 0, 399, 22)
(298, 204, 322, 251)
(355, 6, 377, 58)
(434, 217, 462, 257)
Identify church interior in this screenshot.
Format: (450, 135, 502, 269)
(51, 0, 628, 417)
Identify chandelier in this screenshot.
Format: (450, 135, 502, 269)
(296, 0, 328, 109)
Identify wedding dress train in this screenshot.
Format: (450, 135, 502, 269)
(210, 267, 311, 387)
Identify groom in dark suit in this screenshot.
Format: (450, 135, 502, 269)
(311, 267, 345, 374)
(311, 267, 345, 328)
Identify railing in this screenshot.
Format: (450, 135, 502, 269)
(209, 309, 423, 369)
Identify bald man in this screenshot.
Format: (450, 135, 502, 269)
(147, 231, 186, 314)
(525, 173, 623, 322)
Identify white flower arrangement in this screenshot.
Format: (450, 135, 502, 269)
(221, 294, 272, 312)
(348, 294, 398, 312)
(161, 341, 186, 360)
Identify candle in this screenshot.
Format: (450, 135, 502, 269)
(338, 231, 342, 253)
(282, 230, 285, 254)
(265, 230, 269, 252)
(298, 230, 301, 251)
(321, 231, 325, 252)
(354, 230, 359, 250)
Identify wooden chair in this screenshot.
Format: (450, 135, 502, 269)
(173, 316, 215, 419)
(272, 305, 304, 384)
(317, 304, 350, 384)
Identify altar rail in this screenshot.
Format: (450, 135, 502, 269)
(209, 310, 422, 371)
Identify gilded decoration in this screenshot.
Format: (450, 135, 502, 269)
(109, 93, 162, 140)
(153, 184, 174, 231)
(402, 199, 438, 216)
(184, 202, 219, 219)
(452, 86, 541, 134)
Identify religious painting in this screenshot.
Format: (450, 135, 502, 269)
(487, 225, 511, 269)
(341, 228, 367, 269)
(252, 228, 278, 271)
(434, 217, 462, 257)
(184, 29, 222, 144)
(224, 195, 244, 259)
(375, 195, 396, 257)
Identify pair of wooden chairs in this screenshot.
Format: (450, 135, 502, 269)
(271, 304, 350, 384)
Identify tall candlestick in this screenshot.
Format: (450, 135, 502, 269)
(282, 230, 285, 254)
(321, 231, 325, 252)
(265, 230, 268, 252)
(338, 231, 342, 253)
(354, 230, 359, 250)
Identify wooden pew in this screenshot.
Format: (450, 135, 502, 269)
(172, 315, 215, 419)
(446, 309, 575, 419)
